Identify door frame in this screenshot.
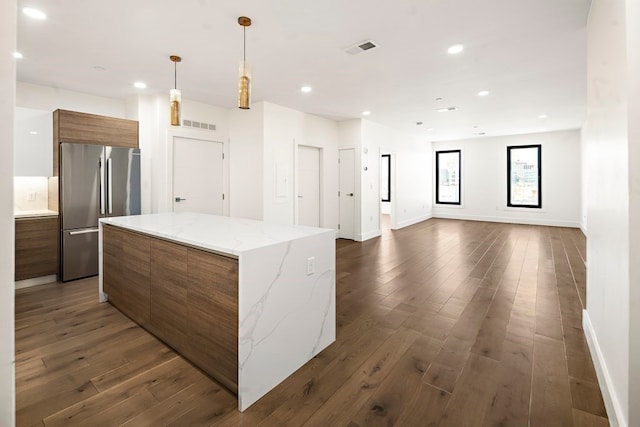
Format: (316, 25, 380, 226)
(294, 144, 323, 226)
(166, 128, 229, 216)
(380, 150, 397, 230)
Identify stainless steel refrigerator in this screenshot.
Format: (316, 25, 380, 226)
(60, 143, 141, 281)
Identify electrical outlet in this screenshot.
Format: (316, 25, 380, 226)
(307, 257, 315, 275)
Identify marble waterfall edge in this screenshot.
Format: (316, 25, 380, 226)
(238, 231, 336, 410)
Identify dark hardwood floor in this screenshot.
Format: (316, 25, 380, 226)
(15, 218, 608, 426)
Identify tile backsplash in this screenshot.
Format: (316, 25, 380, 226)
(14, 176, 49, 211)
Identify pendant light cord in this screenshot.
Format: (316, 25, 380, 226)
(174, 60, 177, 90)
(243, 26, 246, 62)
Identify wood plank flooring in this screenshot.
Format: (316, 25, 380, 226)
(15, 218, 607, 426)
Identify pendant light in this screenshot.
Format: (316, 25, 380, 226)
(238, 16, 252, 109)
(170, 55, 182, 126)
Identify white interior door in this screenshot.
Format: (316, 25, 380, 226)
(339, 148, 355, 239)
(173, 137, 224, 214)
(297, 146, 320, 227)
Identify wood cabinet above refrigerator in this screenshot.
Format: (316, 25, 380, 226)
(53, 109, 139, 176)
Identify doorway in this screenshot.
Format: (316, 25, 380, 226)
(380, 153, 392, 231)
(297, 145, 321, 227)
(338, 148, 356, 240)
(173, 136, 224, 214)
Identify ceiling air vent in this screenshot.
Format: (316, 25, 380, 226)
(344, 40, 378, 55)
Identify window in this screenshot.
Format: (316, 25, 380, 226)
(381, 154, 391, 202)
(435, 150, 461, 205)
(507, 144, 541, 208)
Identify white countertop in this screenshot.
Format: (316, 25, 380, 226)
(100, 212, 334, 257)
(15, 209, 58, 219)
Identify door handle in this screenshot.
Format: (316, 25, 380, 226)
(347, 193, 354, 196)
(175, 197, 187, 202)
(297, 195, 303, 198)
(69, 229, 99, 236)
(99, 159, 105, 215)
(107, 158, 113, 214)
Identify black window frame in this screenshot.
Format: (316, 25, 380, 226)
(435, 149, 461, 205)
(381, 154, 391, 202)
(507, 144, 542, 208)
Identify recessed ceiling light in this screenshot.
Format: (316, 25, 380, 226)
(13, 52, 23, 59)
(477, 90, 490, 97)
(437, 106, 457, 112)
(133, 82, 147, 89)
(416, 121, 423, 126)
(29, 131, 38, 135)
(538, 114, 548, 119)
(435, 97, 443, 101)
(92, 66, 106, 71)
(362, 111, 371, 116)
(427, 128, 434, 131)
(22, 7, 47, 20)
(447, 44, 464, 54)
(300, 86, 312, 93)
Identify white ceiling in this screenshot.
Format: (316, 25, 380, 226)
(16, 0, 591, 141)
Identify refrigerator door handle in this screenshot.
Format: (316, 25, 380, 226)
(69, 229, 99, 236)
(107, 158, 113, 215)
(99, 159, 105, 215)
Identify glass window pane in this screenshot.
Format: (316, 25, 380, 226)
(508, 145, 541, 208)
(436, 150, 461, 204)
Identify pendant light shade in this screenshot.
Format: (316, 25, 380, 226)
(238, 16, 252, 109)
(170, 55, 182, 126)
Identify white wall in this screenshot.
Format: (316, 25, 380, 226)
(583, 0, 634, 425)
(129, 95, 230, 215)
(337, 119, 432, 241)
(360, 121, 383, 239)
(1, 0, 16, 424)
(262, 103, 304, 224)
(432, 130, 581, 227)
(338, 120, 362, 237)
(229, 103, 264, 220)
(229, 102, 339, 227)
(303, 113, 339, 229)
(626, 0, 640, 423)
(393, 139, 432, 228)
(261, 102, 340, 227)
(17, 82, 126, 117)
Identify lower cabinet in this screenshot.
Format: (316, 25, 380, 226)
(15, 216, 58, 281)
(102, 224, 239, 392)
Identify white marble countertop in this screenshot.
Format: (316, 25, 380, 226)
(100, 212, 334, 257)
(15, 209, 59, 219)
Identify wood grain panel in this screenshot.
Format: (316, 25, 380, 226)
(186, 247, 238, 393)
(53, 110, 139, 179)
(149, 239, 188, 349)
(55, 109, 138, 148)
(15, 216, 58, 280)
(102, 225, 150, 327)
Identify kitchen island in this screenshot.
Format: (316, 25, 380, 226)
(98, 212, 335, 411)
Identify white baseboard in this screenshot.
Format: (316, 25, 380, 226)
(394, 213, 433, 230)
(432, 212, 581, 228)
(357, 230, 382, 242)
(15, 275, 57, 290)
(583, 310, 626, 427)
(580, 222, 587, 236)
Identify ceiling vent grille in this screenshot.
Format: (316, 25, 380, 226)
(182, 119, 216, 131)
(344, 40, 378, 55)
